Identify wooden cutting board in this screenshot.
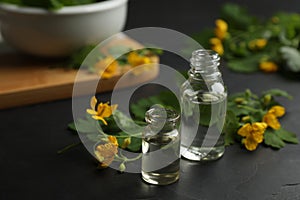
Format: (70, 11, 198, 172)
(0, 35, 159, 109)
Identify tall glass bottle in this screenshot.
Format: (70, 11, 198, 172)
(142, 107, 180, 185)
(180, 49, 227, 161)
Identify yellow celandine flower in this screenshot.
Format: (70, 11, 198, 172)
(94, 56, 118, 79)
(210, 37, 224, 55)
(107, 135, 119, 146)
(94, 136, 118, 167)
(237, 122, 268, 151)
(86, 96, 118, 125)
(214, 19, 228, 40)
(127, 51, 153, 75)
(259, 61, 279, 73)
(248, 39, 267, 50)
(127, 51, 151, 67)
(263, 105, 285, 130)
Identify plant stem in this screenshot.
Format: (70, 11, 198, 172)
(57, 142, 82, 154)
(237, 105, 261, 113)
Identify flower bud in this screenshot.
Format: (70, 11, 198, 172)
(263, 94, 272, 105)
(119, 163, 126, 172)
(241, 116, 251, 122)
(235, 97, 246, 104)
(121, 137, 131, 149)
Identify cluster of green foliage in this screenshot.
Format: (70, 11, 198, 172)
(129, 89, 298, 150)
(0, 0, 103, 10)
(193, 3, 300, 74)
(69, 45, 163, 71)
(67, 88, 298, 162)
(224, 89, 298, 149)
(68, 110, 144, 152)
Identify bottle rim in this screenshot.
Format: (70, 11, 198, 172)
(145, 106, 180, 124)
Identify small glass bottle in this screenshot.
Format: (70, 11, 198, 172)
(180, 49, 227, 161)
(141, 106, 180, 185)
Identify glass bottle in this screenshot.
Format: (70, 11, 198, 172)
(180, 49, 227, 161)
(141, 106, 180, 185)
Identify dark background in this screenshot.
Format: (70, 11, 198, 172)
(1, 0, 300, 199)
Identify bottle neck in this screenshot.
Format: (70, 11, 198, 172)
(145, 107, 179, 132)
(188, 49, 222, 81)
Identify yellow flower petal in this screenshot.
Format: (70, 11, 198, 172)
(263, 113, 281, 130)
(252, 131, 264, 143)
(97, 103, 113, 118)
(256, 39, 267, 49)
(128, 51, 152, 67)
(108, 135, 118, 146)
(243, 135, 259, 151)
(98, 59, 118, 79)
(268, 105, 285, 117)
(248, 39, 267, 50)
(92, 115, 108, 125)
(210, 37, 222, 45)
(95, 143, 118, 166)
(94, 56, 115, 69)
(239, 122, 267, 151)
(86, 109, 98, 115)
(214, 19, 228, 40)
(259, 61, 278, 73)
(87, 98, 118, 125)
(237, 123, 252, 137)
(211, 45, 224, 55)
(90, 96, 97, 110)
(215, 19, 228, 32)
(215, 29, 227, 40)
(252, 122, 268, 134)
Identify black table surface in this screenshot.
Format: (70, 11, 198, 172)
(1, 0, 300, 199)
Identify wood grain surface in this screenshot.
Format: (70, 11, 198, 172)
(0, 35, 159, 109)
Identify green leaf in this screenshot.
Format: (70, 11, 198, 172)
(116, 131, 141, 152)
(130, 91, 180, 121)
(0, 0, 22, 5)
(276, 128, 298, 144)
(220, 3, 257, 30)
(192, 28, 215, 49)
(156, 91, 180, 111)
(127, 136, 142, 152)
(86, 133, 102, 142)
(275, 13, 300, 41)
(264, 129, 285, 149)
(108, 45, 131, 58)
(130, 98, 152, 121)
(226, 56, 261, 73)
(229, 90, 261, 114)
(68, 44, 98, 69)
(59, 0, 98, 6)
(280, 46, 300, 72)
(13, 0, 101, 9)
(223, 110, 240, 146)
(68, 122, 77, 131)
(262, 89, 293, 100)
(227, 104, 250, 117)
(250, 111, 264, 122)
(73, 118, 98, 133)
(113, 110, 143, 133)
(49, 0, 64, 9)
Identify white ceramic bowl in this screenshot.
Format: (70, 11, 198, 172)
(0, 0, 128, 57)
